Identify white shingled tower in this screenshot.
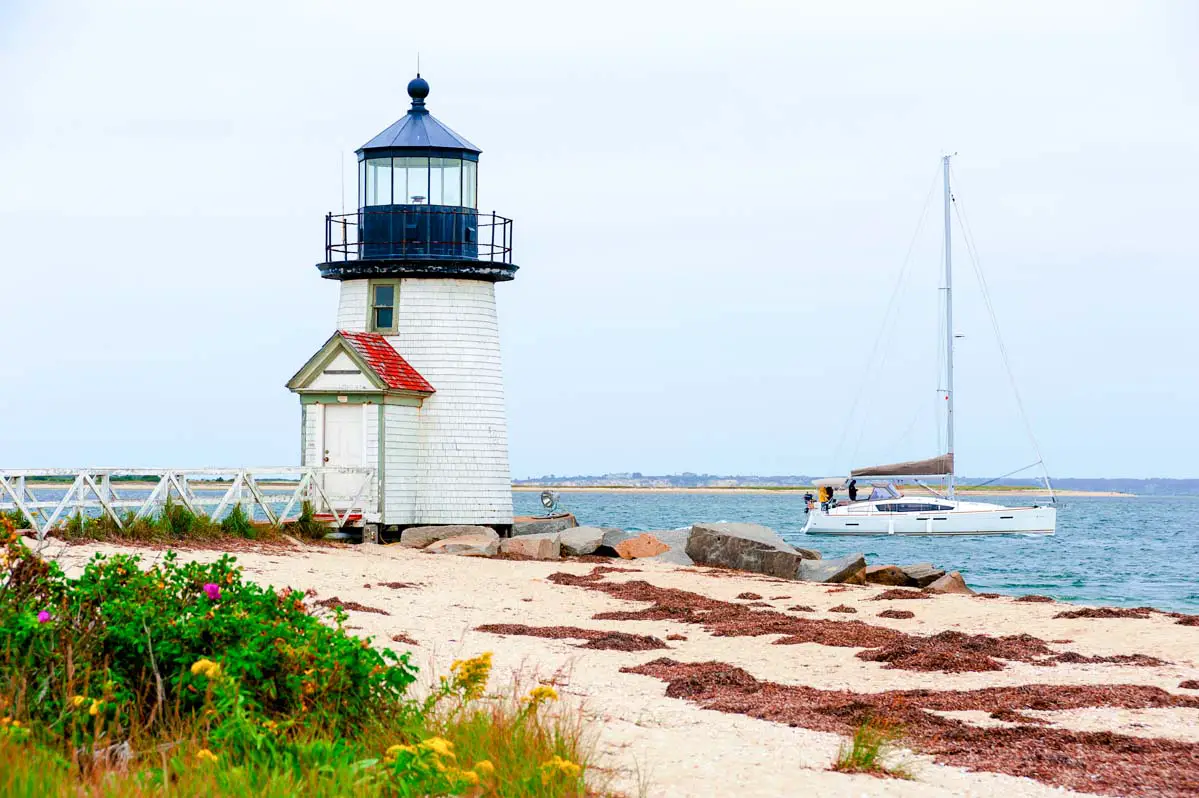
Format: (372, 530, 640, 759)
(287, 74, 517, 534)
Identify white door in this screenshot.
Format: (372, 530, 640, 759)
(322, 403, 364, 500)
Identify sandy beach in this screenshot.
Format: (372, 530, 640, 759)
(29, 535, 1198, 797)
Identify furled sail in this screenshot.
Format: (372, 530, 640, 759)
(851, 454, 954, 478)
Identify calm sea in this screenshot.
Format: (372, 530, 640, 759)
(513, 492, 1199, 613)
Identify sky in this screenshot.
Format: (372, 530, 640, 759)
(0, 0, 1196, 480)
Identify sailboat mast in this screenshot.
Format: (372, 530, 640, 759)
(943, 155, 956, 499)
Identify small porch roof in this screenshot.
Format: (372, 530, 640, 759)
(286, 331, 435, 396)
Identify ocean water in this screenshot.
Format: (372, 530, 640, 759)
(513, 492, 1199, 613)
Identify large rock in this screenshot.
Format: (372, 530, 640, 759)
(499, 533, 561, 560)
(685, 522, 813, 579)
(559, 526, 613, 557)
(798, 552, 867, 584)
(865, 564, 910, 587)
(512, 513, 578, 537)
(401, 525, 497, 549)
(925, 571, 975, 595)
(614, 533, 670, 559)
(424, 535, 500, 556)
(643, 528, 694, 566)
(900, 562, 946, 588)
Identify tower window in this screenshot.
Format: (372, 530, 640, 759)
(369, 281, 398, 333)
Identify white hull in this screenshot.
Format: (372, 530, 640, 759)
(803, 499, 1055, 537)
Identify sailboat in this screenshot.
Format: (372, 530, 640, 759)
(802, 157, 1057, 537)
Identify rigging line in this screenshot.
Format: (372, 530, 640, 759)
(831, 166, 941, 474)
(949, 165, 1055, 501)
(965, 460, 1044, 489)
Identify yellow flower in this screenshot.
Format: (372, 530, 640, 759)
(70, 695, 87, 709)
(419, 736, 455, 759)
(526, 685, 559, 704)
(385, 743, 418, 759)
(539, 755, 582, 784)
(448, 651, 492, 699)
(88, 700, 102, 717)
(454, 769, 480, 786)
(196, 748, 218, 764)
(473, 760, 496, 779)
(190, 659, 222, 679)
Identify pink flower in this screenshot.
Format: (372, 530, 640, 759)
(36, 611, 50, 624)
(202, 583, 221, 601)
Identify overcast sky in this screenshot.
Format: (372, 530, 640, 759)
(1, 0, 1196, 479)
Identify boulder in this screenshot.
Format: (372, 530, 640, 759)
(642, 528, 695, 566)
(685, 522, 812, 579)
(900, 562, 947, 588)
(797, 552, 867, 584)
(512, 513, 578, 537)
(794, 547, 822, 561)
(500, 533, 561, 560)
(559, 526, 612, 557)
(925, 571, 975, 596)
(591, 528, 637, 557)
(424, 535, 500, 556)
(865, 564, 910, 587)
(401, 525, 498, 549)
(614, 533, 670, 559)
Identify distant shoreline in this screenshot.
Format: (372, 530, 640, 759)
(512, 485, 1133, 497)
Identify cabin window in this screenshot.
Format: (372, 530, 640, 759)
(369, 281, 399, 333)
(876, 502, 952, 513)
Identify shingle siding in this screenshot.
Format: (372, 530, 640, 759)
(332, 277, 513, 526)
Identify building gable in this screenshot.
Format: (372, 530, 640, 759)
(286, 332, 434, 397)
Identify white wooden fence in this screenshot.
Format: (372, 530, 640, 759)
(0, 468, 379, 540)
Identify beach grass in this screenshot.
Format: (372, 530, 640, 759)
(832, 716, 912, 779)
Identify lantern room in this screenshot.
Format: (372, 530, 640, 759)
(319, 75, 516, 282)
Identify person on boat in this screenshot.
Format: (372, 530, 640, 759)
(848, 479, 858, 502)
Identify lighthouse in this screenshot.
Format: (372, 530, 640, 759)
(287, 75, 517, 535)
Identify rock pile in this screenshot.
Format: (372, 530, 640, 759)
(398, 519, 964, 589)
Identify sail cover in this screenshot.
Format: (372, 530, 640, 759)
(851, 454, 954, 478)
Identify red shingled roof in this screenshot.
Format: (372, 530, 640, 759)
(338, 331, 434, 394)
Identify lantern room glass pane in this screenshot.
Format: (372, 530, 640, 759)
(463, 160, 477, 209)
(428, 158, 444, 205)
(365, 158, 392, 205)
(358, 160, 366, 208)
(399, 157, 429, 204)
(439, 158, 462, 206)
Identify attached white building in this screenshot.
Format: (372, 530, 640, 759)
(288, 75, 517, 533)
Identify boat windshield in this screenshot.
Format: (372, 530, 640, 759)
(868, 483, 902, 501)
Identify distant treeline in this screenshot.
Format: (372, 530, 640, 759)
(514, 474, 1199, 496)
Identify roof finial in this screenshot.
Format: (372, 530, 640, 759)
(407, 69, 430, 112)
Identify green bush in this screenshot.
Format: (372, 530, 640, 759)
(0, 517, 596, 796)
(1, 526, 416, 738)
(220, 503, 255, 538)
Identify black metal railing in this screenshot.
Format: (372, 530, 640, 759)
(325, 207, 513, 264)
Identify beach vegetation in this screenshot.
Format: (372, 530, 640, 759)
(0, 509, 30, 531)
(0, 515, 597, 796)
(833, 715, 912, 779)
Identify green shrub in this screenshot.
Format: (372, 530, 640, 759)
(221, 503, 255, 538)
(0, 516, 598, 796)
(0, 526, 416, 738)
(285, 500, 329, 540)
(0, 510, 30, 531)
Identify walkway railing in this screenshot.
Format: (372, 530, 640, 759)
(0, 468, 378, 540)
